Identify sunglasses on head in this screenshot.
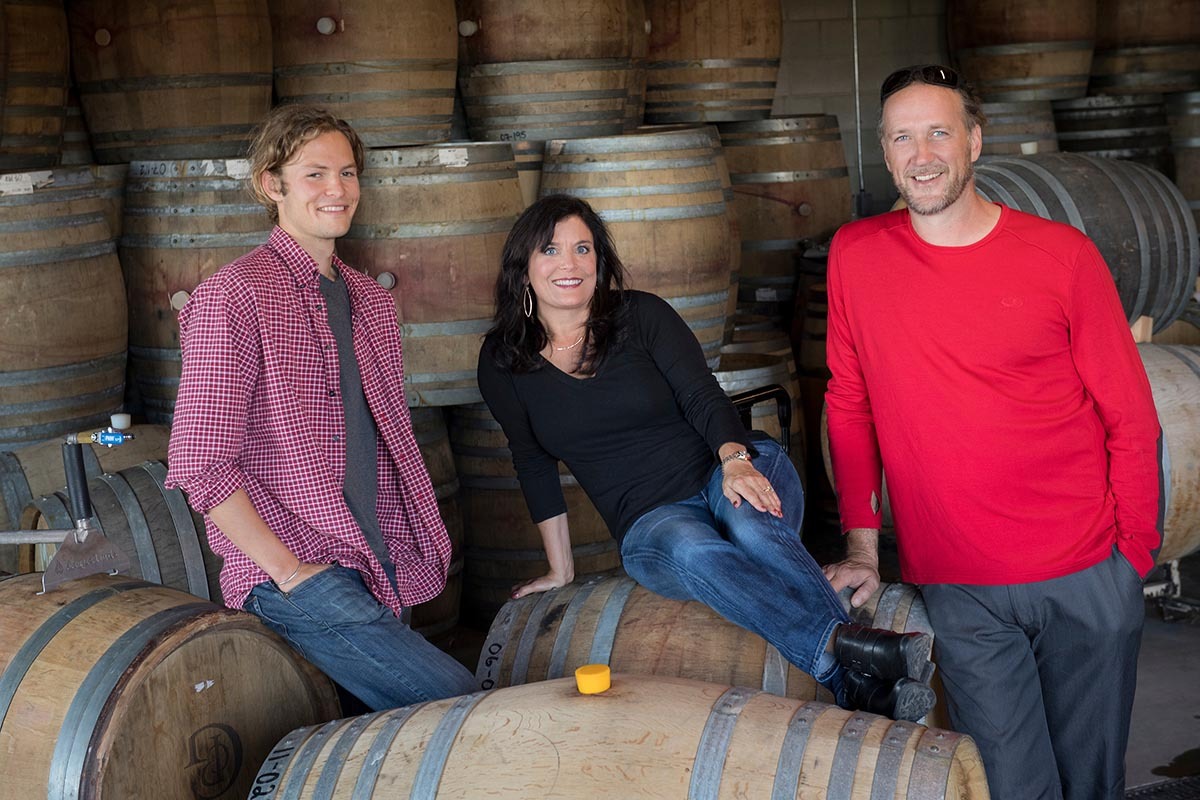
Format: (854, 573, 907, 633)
(880, 65, 962, 104)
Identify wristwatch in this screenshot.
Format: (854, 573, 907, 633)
(720, 449, 751, 467)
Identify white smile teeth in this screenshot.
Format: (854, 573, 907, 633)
(553, 279, 582, 286)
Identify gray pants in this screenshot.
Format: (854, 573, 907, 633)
(921, 548, 1145, 800)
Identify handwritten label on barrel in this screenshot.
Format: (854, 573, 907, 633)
(131, 161, 180, 178)
(437, 148, 470, 168)
(0, 171, 52, 195)
(248, 741, 297, 798)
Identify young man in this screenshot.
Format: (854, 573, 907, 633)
(822, 65, 1162, 800)
(166, 105, 475, 710)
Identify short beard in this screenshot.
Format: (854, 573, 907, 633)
(899, 161, 973, 216)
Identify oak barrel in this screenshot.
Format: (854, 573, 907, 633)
(540, 129, 731, 364)
(22, 460, 223, 602)
(0, 424, 170, 573)
(0, 0, 68, 171)
(0, 166, 126, 450)
(476, 573, 932, 700)
(0, 572, 340, 800)
(252, 674, 988, 799)
(947, 0, 1095, 102)
(455, 0, 631, 143)
(975, 153, 1198, 332)
(643, 0, 781, 123)
(1052, 94, 1174, 178)
(1091, 0, 1200, 95)
(979, 100, 1058, 159)
(269, 1, 457, 147)
(339, 143, 523, 407)
(1166, 91, 1200, 228)
(66, 0, 273, 163)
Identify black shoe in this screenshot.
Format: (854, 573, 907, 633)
(844, 671, 935, 722)
(833, 624, 932, 682)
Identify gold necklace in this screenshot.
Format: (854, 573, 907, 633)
(553, 334, 585, 351)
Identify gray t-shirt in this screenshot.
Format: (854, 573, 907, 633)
(319, 270, 398, 590)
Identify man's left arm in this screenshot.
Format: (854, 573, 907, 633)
(1069, 240, 1163, 576)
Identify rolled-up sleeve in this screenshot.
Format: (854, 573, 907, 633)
(165, 275, 261, 512)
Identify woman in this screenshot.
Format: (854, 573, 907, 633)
(477, 194, 934, 721)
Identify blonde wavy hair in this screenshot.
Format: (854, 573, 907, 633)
(246, 104, 365, 223)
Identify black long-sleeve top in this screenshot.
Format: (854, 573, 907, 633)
(477, 291, 751, 543)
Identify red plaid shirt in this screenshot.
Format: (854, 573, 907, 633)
(165, 227, 451, 613)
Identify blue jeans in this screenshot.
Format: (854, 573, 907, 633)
(246, 565, 476, 711)
(620, 436, 850, 702)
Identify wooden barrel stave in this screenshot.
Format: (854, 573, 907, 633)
(409, 407, 464, 640)
(0, 0, 69, 171)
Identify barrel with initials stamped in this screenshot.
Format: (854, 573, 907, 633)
(0, 572, 340, 800)
(250, 673, 987, 799)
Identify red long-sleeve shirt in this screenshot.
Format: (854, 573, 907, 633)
(826, 205, 1162, 584)
(165, 228, 451, 612)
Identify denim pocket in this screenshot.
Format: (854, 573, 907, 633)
(282, 565, 388, 626)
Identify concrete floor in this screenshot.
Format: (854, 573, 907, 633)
(1126, 557, 1200, 790)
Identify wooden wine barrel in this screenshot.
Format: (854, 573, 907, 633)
(22, 460, 223, 602)
(0, 167, 126, 450)
(120, 158, 272, 423)
(975, 153, 1199, 332)
(0, 424, 170, 573)
(1139, 344, 1200, 563)
(713, 352, 806, 468)
(66, 0, 273, 163)
(455, 0, 631, 143)
(253, 674, 988, 799)
(946, 0, 1096, 102)
(979, 100, 1059, 159)
(1052, 94, 1174, 178)
(269, 1, 457, 147)
(476, 573, 932, 699)
(540, 129, 731, 364)
(1091, 0, 1200, 95)
(0, 572, 340, 800)
(338, 143, 523, 407)
(1166, 91, 1200, 228)
(0, 0, 68, 171)
(643, 0, 781, 123)
(717, 116, 852, 294)
(447, 403, 621, 623)
(409, 408, 464, 641)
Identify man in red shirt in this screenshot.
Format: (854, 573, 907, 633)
(823, 66, 1162, 799)
(166, 105, 475, 710)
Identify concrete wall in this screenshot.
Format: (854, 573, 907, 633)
(772, 0, 948, 216)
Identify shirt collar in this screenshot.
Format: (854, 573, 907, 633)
(267, 226, 352, 289)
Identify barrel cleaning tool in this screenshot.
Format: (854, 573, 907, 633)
(37, 414, 135, 593)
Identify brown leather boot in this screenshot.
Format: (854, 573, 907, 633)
(844, 670, 936, 722)
(833, 624, 932, 682)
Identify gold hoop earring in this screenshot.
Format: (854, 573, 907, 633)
(523, 285, 533, 318)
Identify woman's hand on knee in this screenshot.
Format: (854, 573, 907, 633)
(511, 569, 573, 600)
(721, 461, 783, 518)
